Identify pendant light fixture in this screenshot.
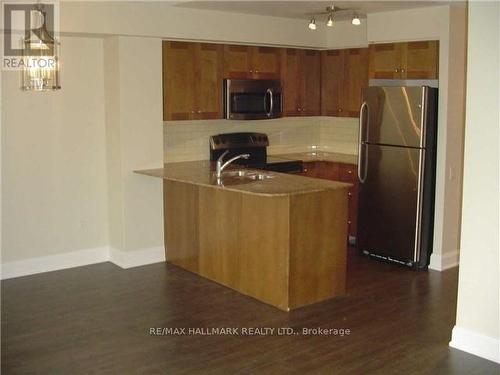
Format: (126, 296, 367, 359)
(22, 3, 61, 91)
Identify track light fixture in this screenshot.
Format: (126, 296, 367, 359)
(326, 13, 334, 27)
(308, 17, 316, 30)
(306, 4, 363, 30)
(352, 14, 361, 26)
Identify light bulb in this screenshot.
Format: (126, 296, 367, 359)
(327, 14, 334, 27)
(308, 17, 316, 30)
(352, 15, 361, 26)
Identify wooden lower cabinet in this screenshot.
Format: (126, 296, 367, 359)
(300, 161, 358, 239)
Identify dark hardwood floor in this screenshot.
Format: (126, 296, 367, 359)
(2, 250, 499, 374)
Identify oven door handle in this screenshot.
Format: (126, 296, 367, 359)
(265, 89, 273, 118)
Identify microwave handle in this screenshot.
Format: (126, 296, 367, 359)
(266, 89, 273, 118)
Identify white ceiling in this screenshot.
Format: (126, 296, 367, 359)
(174, 1, 447, 19)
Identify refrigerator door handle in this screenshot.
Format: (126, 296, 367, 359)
(358, 101, 368, 183)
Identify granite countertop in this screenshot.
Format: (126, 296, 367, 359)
(273, 151, 358, 165)
(135, 160, 351, 197)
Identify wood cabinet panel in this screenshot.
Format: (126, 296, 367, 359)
(347, 183, 359, 238)
(321, 48, 368, 118)
(301, 50, 321, 116)
(282, 49, 320, 116)
(223, 45, 253, 79)
(164, 179, 347, 311)
(342, 48, 369, 117)
(193, 43, 223, 120)
(403, 41, 439, 79)
(163, 41, 223, 121)
(321, 50, 344, 116)
(298, 161, 358, 239)
(369, 41, 439, 80)
(281, 49, 301, 116)
(252, 46, 281, 79)
(289, 190, 347, 308)
(163, 180, 199, 272)
(163, 41, 196, 121)
(301, 161, 318, 178)
(369, 43, 403, 79)
(224, 45, 281, 79)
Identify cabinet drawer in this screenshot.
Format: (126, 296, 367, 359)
(338, 164, 357, 183)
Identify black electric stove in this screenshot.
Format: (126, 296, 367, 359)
(209, 133, 303, 173)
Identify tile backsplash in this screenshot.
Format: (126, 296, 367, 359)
(164, 116, 359, 162)
(320, 117, 359, 155)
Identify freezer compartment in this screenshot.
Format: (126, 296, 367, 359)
(357, 144, 425, 267)
(361, 86, 434, 148)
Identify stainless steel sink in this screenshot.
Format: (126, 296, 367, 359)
(213, 169, 275, 186)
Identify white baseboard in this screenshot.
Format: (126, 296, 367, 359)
(429, 250, 460, 271)
(1, 246, 110, 280)
(1, 245, 166, 279)
(450, 325, 500, 363)
(109, 246, 165, 269)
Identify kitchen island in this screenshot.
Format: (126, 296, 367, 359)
(136, 160, 351, 311)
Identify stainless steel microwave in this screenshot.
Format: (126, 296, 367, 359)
(223, 79, 283, 120)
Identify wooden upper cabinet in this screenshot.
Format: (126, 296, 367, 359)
(369, 41, 439, 79)
(163, 41, 223, 121)
(252, 46, 281, 79)
(194, 43, 223, 119)
(163, 41, 196, 121)
(281, 49, 320, 116)
(321, 48, 368, 118)
(368, 43, 404, 79)
(321, 50, 344, 116)
(223, 45, 253, 79)
(281, 49, 301, 116)
(223, 45, 281, 79)
(301, 50, 321, 116)
(403, 41, 439, 79)
(342, 48, 369, 117)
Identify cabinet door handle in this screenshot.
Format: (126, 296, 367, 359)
(348, 170, 352, 174)
(401, 68, 405, 73)
(250, 69, 253, 73)
(197, 110, 202, 114)
(338, 108, 342, 112)
(348, 192, 352, 197)
(191, 110, 195, 114)
(255, 69, 259, 73)
(395, 68, 400, 73)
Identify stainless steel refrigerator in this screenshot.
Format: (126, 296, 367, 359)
(357, 86, 438, 269)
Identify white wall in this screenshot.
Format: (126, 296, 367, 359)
(1, 36, 108, 264)
(449, 1, 500, 363)
(325, 19, 368, 49)
(368, 4, 467, 271)
(104, 36, 164, 267)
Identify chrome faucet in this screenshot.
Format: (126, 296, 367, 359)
(215, 150, 250, 178)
